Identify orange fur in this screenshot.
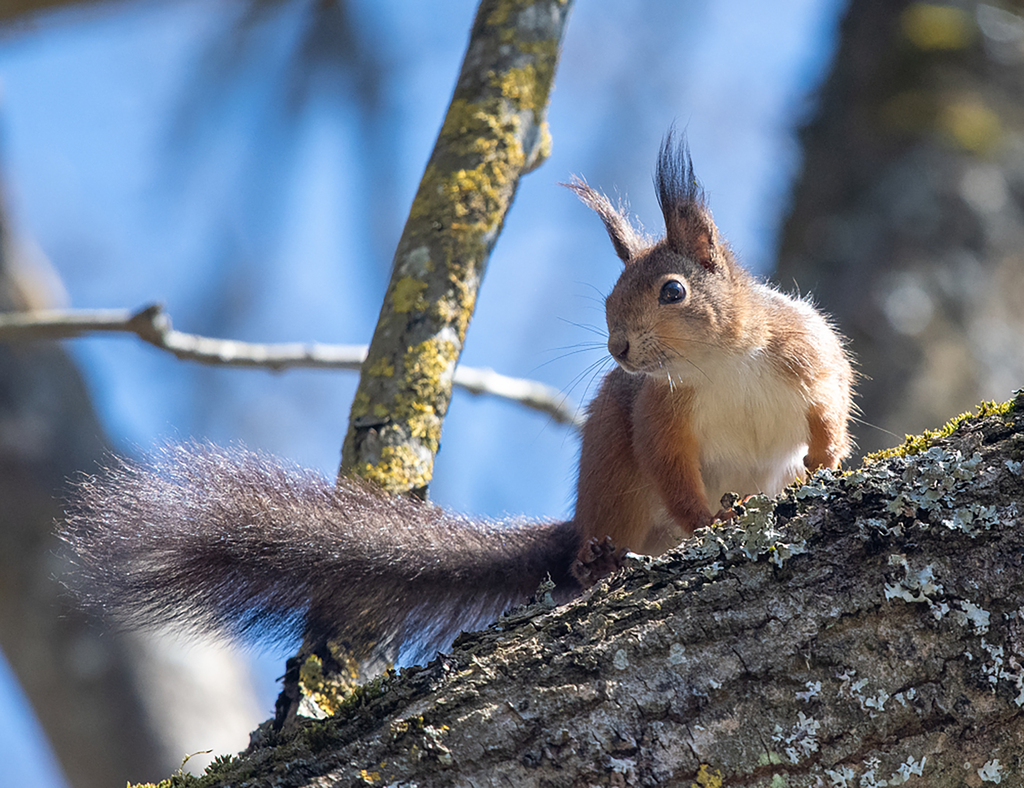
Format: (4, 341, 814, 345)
(570, 133, 853, 565)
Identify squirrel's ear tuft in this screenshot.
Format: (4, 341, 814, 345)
(563, 177, 645, 263)
(655, 129, 724, 273)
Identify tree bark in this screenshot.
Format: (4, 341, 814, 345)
(340, 0, 573, 494)
(181, 391, 1024, 787)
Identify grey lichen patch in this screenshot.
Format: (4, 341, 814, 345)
(672, 494, 808, 571)
(854, 445, 1010, 540)
(838, 670, 891, 717)
(828, 754, 927, 786)
(397, 245, 433, 278)
(978, 635, 1024, 706)
(978, 758, 1006, 783)
(737, 494, 808, 567)
(770, 711, 821, 765)
(884, 553, 944, 606)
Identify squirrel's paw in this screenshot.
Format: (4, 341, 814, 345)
(572, 536, 627, 588)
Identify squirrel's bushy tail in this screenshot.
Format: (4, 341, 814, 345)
(60, 441, 580, 663)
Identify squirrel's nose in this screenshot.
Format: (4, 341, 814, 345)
(608, 332, 629, 361)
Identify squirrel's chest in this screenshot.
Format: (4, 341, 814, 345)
(686, 353, 809, 503)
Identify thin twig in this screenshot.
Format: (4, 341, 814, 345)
(0, 304, 585, 429)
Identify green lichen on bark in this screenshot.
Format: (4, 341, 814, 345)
(864, 395, 1017, 463)
(296, 642, 367, 719)
(340, 0, 573, 494)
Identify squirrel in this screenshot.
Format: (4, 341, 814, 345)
(567, 130, 853, 558)
(60, 131, 852, 686)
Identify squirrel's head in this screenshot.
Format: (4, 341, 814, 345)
(565, 130, 751, 379)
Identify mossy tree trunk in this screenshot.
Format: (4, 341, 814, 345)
(188, 394, 1024, 787)
(340, 0, 574, 495)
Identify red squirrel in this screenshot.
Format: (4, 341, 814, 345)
(570, 130, 852, 558)
(61, 132, 853, 674)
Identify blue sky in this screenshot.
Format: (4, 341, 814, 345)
(0, 0, 844, 783)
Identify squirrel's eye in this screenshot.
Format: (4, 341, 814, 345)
(659, 280, 686, 305)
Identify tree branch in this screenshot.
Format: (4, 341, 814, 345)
(0, 304, 584, 429)
(175, 394, 1024, 786)
(339, 0, 575, 492)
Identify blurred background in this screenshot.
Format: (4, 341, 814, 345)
(2, 0, 1022, 785)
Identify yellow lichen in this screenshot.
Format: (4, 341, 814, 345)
(444, 159, 516, 225)
(447, 274, 479, 337)
(297, 646, 366, 718)
(327, 640, 364, 683)
(408, 142, 516, 239)
(361, 444, 432, 492)
(485, 0, 537, 28)
(430, 295, 460, 326)
(692, 764, 724, 788)
(424, 281, 478, 337)
(404, 338, 458, 400)
(366, 356, 395, 378)
(939, 97, 1002, 153)
(864, 398, 1015, 463)
(391, 276, 429, 314)
(391, 717, 428, 738)
(406, 91, 525, 238)
(298, 655, 342, 716)
(350, 390, 371, 420)
(498, 39, 559, 105)
(495, 64, 539, 108)
(392, 395, 442, 452)
(435, 98, 484, 147)
(348, 339, 455, 486)
(902, 3, 974, 50)
(344, 0, 563, 491)
(525, 121, 553, 172)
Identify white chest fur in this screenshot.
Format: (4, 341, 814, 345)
(686, 349, 809, 506)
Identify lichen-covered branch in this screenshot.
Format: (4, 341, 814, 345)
(340, 0, 574, 493)
(169, 392, 1024, 786)
(0, 304, 584, 427)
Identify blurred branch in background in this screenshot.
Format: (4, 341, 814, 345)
(777, 0, 1024, 453)
(0, 171, 233, 786)
(0, 304, 585, 428)
(0, 0, 103, 27)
